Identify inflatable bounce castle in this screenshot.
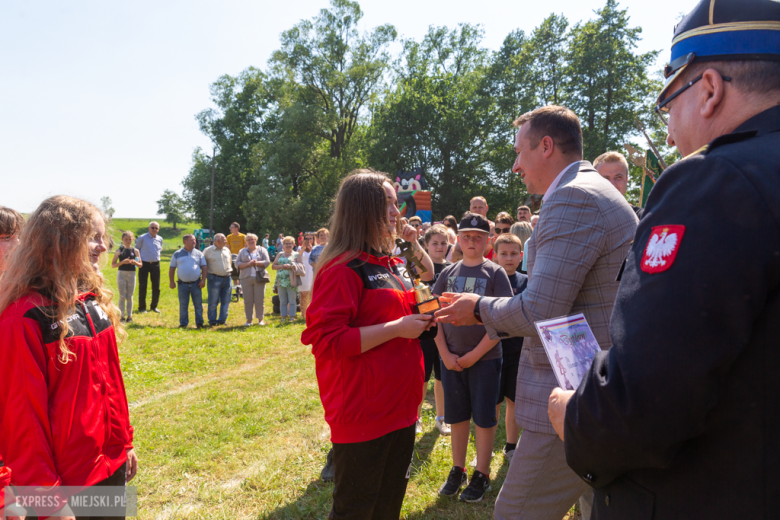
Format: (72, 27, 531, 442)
(393, 167, 432, 223)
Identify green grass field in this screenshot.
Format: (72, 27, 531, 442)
(106, 218, 579, 519)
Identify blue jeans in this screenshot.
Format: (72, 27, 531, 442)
(278, 286, 297, 318)
(177, 281, 203, 327)
(207, 274, 232, 325)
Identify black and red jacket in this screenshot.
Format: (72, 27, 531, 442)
(0, 291, 133, 488)
(301, 251, 424, 443)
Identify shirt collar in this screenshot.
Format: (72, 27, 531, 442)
(543, 161, 581, 202)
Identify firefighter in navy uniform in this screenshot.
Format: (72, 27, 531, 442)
(545, 1, 780, 519)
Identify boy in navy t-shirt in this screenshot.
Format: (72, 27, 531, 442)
(433, 214, 513, 502)
(493, 233, 528, 463)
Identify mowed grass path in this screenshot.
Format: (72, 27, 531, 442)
(107, 219, 579, 519)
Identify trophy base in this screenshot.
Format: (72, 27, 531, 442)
(415, 297, 441, 315)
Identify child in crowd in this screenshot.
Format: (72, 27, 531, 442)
(112, 231, 143, 323)
(299, 233, 315, 321)
(433, 213, 513, 502)
(492, 233, 528, 463)
(418, 224, 452, 435)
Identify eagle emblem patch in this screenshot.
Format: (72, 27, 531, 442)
(641, 225, 685, 274)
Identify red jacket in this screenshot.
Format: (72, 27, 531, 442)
(0, 292, 133, 488)
(301, 251, 424, 443)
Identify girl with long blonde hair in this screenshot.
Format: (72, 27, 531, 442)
(302, 170, 435, 519)
(0, 196, 138, 517)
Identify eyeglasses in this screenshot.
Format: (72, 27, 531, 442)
(494, 227, 511, 234)
(150, 226, 159, 230)
(655, 73, 731, 125)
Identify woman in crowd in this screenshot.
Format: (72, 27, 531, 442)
(272, 236, 303, 323)
(510, 221, 534, 274)
(302, 170, 434, 519)
(0, 196, 138, 519)
(0, 206, 24, 272)
(237, 233, 271, 327)
(298, 233, 315, 321)
(111, 230, 142, 323)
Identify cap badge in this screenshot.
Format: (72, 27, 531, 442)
(641, 225, 685, 274)
(471, 218, 478, 226)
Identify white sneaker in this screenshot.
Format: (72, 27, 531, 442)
(504, 448, 516, 464)
(415, 418, 423, 435)
(243, 322, 252, 327)
(435, 417, 451, 435)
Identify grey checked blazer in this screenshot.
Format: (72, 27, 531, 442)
(480, 161, 637, 435)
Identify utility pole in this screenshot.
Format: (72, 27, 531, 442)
(208, 147, 216, 245)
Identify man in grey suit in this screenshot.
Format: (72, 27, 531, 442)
(436, 105, 637, 519)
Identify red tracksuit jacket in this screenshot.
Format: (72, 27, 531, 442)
(0, 291, 134, 488)
(301, 251, 424, 443)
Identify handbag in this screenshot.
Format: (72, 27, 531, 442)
(256, 269, 271, 284)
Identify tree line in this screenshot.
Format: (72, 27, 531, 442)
(181, 0, 673, 235)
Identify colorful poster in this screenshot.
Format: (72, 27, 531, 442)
(535, 313, 601, 390)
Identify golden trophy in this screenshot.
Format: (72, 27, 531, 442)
(394, 238, 441, 315)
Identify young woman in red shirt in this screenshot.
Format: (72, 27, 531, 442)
(302, 170, 435, 519)
(0, 196, 138, 520)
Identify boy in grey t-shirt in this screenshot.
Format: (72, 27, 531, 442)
(433, 213, 513, 502)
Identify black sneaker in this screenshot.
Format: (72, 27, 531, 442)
(320, 448, 335, 482)
(459, 470, 491, 502)
(126, 318, 133, 323)
(439, 466, 467, 496)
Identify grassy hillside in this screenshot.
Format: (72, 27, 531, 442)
(109, 218, 202, 253)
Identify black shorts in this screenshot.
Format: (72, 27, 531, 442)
(498, 353, 521, 404)
(420, 339, 441, 382)
(441, 357, 501, 428)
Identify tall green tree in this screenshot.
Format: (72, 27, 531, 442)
(182, 67, 270, 232)
(156, 189, 189, 230)
(242, 0, 396, 234)
(526, 14, 570, 106)
(368, 24, 521, 219)
(269, 0, 395, 160)
(564, 0, 659, 160)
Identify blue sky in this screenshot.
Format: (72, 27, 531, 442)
(1, 0, 698, 218)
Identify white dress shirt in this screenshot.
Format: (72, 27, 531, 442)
(543, 161, 582, 203)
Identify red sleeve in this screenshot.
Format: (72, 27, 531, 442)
(301, 263, 363, 361)
(0, 314, 61, 488)
(126, 425, 134, 451)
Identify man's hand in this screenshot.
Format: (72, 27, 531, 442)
(548, 388, 575, 442)
(126, 449, 139, 482)
(198, 279, 205, 289)
(434, 293, 481, 326)
(169, 281, 176, 289)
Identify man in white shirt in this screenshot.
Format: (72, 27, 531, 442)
(203, 233, 233, 326)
